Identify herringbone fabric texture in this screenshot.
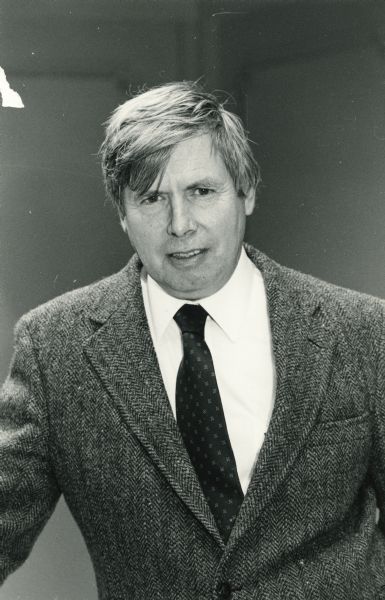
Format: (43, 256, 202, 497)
(0, 245, 384, 599)
(174, 304, 243, 542)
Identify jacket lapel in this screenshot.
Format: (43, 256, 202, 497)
(83, 256, 223, 547)
(83, 247, 334, 548)
(228, 246, 335, 545)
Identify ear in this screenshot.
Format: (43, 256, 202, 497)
(118, 195, 128, 232)
(243, 187, 256, 216)
(120, 217, 127, 234)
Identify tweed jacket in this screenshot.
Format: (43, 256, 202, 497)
(0, 245, 385, 600)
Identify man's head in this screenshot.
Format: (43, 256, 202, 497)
(100, 81, 261, 300)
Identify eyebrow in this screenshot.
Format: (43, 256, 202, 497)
(185, 178, 220, 190)
(145, 178, 221, 195)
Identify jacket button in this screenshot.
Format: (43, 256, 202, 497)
(216, 581, 233, 599)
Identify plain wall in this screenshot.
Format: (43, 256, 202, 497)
(1, 1, 384, 598)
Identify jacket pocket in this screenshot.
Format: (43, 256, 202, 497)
(285, 411, 371, 533)
(305, 412, 370, 448)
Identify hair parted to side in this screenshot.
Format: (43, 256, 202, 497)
(100, 80, 261, 216)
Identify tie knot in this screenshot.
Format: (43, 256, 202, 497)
(174, 304, 208, 337)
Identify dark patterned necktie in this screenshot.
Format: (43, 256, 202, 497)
(174, 304, 244, 542)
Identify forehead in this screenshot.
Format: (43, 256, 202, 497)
(153, 133, 230, 187)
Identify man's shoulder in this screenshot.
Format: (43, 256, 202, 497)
(284, 266, 385, 346)
(283, 260, 383, 308)
(17, 255, 141, 337)
(246, 244, 385, 324)
(287, 263, 383, 319)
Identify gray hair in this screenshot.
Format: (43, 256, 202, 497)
(100, 81, 261, 215)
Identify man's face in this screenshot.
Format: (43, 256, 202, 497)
(121, 133, 255, 300)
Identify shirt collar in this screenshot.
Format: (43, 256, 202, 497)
(145, 247, 258, 343)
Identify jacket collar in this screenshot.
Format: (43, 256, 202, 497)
(83, 245, 334, 548)
(143, 246, 257, 344)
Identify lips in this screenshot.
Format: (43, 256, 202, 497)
(168, 249, 206, 259)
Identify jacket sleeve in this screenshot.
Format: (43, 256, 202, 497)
(0, 316, 61, 584)
(371, 302, 385, 534)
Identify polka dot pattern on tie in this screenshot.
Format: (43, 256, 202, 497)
(174, 304, 244, 542)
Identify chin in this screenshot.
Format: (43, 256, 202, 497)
(170, 287, 202, 301)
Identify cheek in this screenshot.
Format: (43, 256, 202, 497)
(126, 217, 152, 244)
(125, 219, 165, 264)
(215, 206, 245, 239)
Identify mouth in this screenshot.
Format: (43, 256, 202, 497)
(168, 248, 207, 260)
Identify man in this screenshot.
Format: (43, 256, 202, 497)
(0, 81, 384, 600)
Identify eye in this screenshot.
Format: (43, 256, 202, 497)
(140, 192, 162, 205)
(193, 187, 213, 197)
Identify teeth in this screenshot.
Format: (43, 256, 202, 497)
(172, 250, 201, 258)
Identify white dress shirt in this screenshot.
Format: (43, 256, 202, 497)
(141, 248, 276, 494)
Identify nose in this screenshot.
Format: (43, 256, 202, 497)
(167, 195, 196, 237)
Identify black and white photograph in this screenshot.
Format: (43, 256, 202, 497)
(0, 1, 384, 599)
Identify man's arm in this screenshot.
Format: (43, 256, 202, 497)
(370, 301, 385, 534)
(0, 316, 61, 584)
